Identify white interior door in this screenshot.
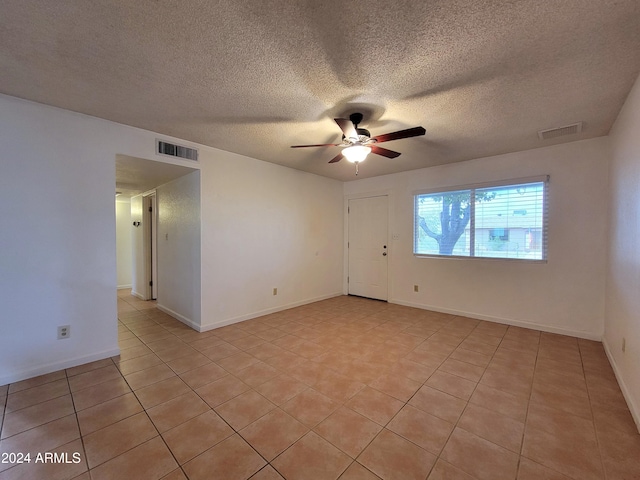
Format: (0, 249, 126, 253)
(348, 195, 388, 301)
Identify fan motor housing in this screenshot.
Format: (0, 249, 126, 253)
(342, 128, 371, 143)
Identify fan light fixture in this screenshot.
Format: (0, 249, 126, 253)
(290, 112, 426, 176)
(342, 145, 371, 163)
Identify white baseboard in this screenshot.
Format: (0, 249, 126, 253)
(602, 338, 640, 433)
(390, 299, 603, 341)
(200, 292, 343, 332)
(156, 304, 199, 331)
(131, 290, 145, 300)
(0, 347, 120, 387)
(117, 284, 132, 290)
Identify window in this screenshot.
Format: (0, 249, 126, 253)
(414, 176, 548, 260)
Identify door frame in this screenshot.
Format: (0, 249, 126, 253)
(343, 189, 394, 299)
(142, 190, 157, 301)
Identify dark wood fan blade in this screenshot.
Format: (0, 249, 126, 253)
(370, 145, 401, 158)
(328, 153, 343, 163)
(372, 126, 426, 143)
(290, 143, 340, 148)
(334, 118, 358, 141)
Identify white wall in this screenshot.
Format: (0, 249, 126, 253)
(344, 137, 610, 340)
(0, 95, 120, 385)
(115, 198, 132, 289)
(605, 73, 640, 428)
(200, 149, 344, 330)
(0, 93, 344, 385)
(157, 171, 201, 327)
(130, 194, 145, 298)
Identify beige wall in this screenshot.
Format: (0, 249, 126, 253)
(0, 95, 120, 385)
(606, 72, 640, 429)
(157, 170, 201, 327)
(200, 148, 344, 331)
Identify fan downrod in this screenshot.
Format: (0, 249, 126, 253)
(347, 112, 371, 138)
(349, 112, 364, 127)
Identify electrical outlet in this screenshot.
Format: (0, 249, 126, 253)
(414, 285, 419, 292)
(622, 337, 626, 353)
(273, 287, 278, 296)
(58, 325, 71, 340)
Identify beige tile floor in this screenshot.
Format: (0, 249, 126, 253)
(1, 290, 639, 480)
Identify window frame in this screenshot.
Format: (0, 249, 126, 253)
(413, 175, 549, 262)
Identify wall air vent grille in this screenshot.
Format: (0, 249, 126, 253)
(157, 140, 198, 161)
(538, 122, 583, 141)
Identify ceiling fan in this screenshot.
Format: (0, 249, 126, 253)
(291, 112, 426, 174)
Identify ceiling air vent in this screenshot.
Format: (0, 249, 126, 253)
(538, 122, 583, 141)
(157, 140, 198, 161)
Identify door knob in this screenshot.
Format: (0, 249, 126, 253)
(382, 252, 387, 256)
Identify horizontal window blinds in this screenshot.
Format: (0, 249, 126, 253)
(414, 178, 548, 261)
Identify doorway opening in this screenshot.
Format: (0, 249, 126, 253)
(114, 154, 200, 306)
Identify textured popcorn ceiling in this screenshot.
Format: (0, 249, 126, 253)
(1, 1, 639, 181)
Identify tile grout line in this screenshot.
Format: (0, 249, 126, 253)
(579, 341, 609, 480)
(518, 333, 540, 479)
(429, 318, 502, 480)
(122, 307, 272, 478)
(4, 293, 632, 480)
(65, 367, 91, 479)
(118, 309, 192, 479)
